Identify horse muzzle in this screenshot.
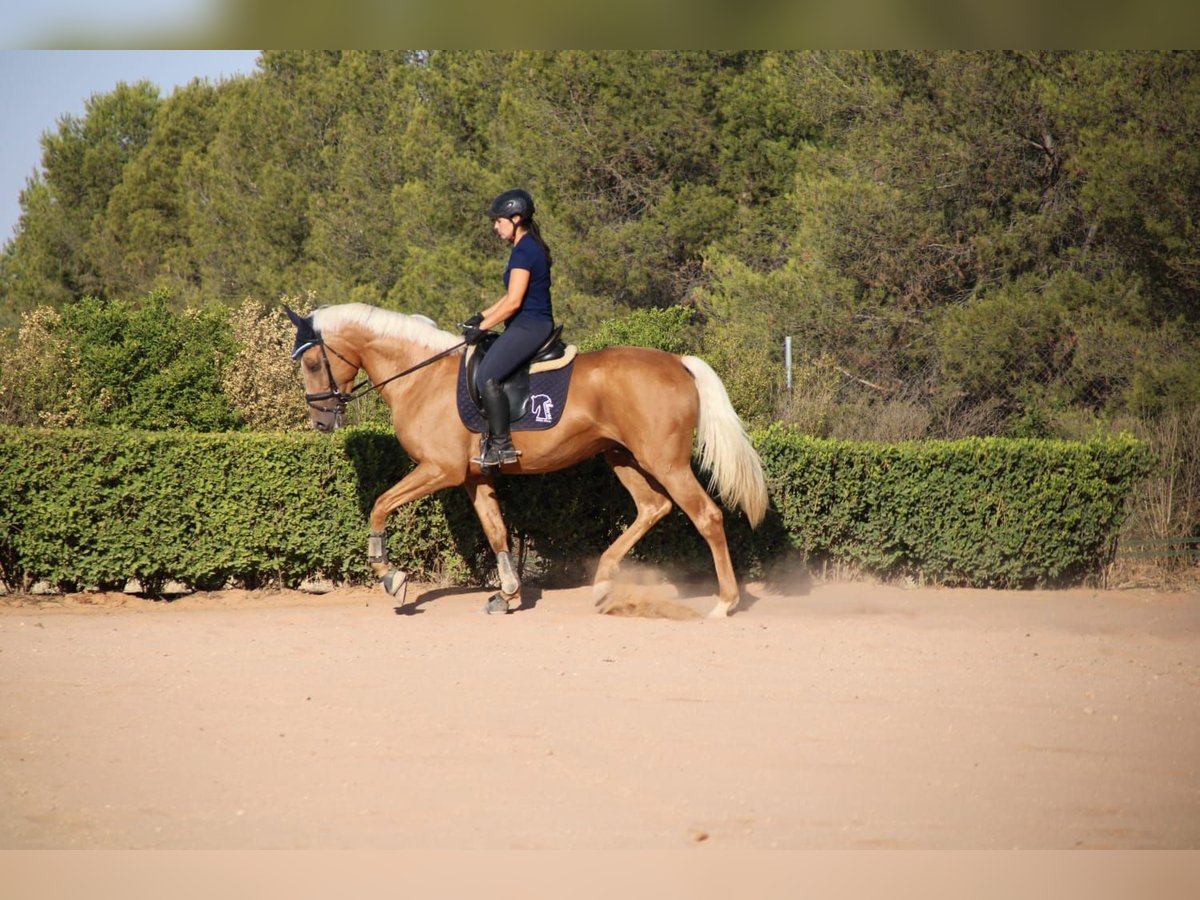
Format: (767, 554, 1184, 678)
(304, 397, 344, 432)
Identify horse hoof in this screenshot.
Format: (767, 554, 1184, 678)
(591, 580, 612, 606)
(380, 569, 408, 599)
(707, 600, 733, 619)
(484, 592, 510, 615)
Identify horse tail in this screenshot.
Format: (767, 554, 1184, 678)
(680, 356, 768, 528)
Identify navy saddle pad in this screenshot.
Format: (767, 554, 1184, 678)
(456, 355, 574, 433)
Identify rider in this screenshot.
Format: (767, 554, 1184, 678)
(462, 188, 555, 468)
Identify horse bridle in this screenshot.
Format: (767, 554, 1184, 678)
(296, 334, 467, 414)
(297, 339, 360, 414)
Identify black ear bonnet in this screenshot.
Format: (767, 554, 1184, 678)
(285, 306, 320, 359)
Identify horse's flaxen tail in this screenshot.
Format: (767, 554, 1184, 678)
(680, 356, 768, 528)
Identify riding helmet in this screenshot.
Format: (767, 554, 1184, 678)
(488, 188, 534, 220)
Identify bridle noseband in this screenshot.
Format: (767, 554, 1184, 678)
(295, 333, 466, 415)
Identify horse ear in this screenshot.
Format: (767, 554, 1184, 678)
(285, 305, 320, 359)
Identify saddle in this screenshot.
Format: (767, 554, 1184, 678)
(457, 325, 577, 433)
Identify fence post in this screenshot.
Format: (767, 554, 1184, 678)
(784, 336, 793, 392)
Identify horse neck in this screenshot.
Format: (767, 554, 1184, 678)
(347, 326, 444, 389)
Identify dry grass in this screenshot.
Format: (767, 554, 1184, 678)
(1110, 408, 1200, 589)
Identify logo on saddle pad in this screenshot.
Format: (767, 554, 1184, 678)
(531, 394, 554, 424)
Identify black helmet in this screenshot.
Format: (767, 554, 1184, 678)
(488, 188, 534, 220)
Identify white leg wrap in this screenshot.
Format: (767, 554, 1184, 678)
(497, 550, 520, 596)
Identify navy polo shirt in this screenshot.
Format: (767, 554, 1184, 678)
(504, 235, 553, 324)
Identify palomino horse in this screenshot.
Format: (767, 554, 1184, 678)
(287, 303, 767, 617)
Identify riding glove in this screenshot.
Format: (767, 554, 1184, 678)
(462, 324, 487, 345)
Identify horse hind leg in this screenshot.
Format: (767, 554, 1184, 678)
(593, 448, 674, 610)
(652, 466, 740, 618)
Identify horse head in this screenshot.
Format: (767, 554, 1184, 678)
(285, 305, 358, 432)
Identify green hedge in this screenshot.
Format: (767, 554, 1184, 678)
(756, 425, 1153, 587)
(0, 425, 1150, 592)
(0, 427, 475, 592)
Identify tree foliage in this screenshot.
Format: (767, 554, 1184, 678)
(1, 51, 1197, 439)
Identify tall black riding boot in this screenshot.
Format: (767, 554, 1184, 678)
(473, 378, 521, 468)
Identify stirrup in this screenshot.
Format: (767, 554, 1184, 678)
(472, 436, 521, 468)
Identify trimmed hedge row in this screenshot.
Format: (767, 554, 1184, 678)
(0, 425, 1150, 592)
(0, 427, 470, 592)
(756, 425, 1152, 586)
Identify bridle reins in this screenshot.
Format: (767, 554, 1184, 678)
(300, 336, 467, 414)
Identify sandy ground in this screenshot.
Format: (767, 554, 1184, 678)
(2, 572, 1198, 850)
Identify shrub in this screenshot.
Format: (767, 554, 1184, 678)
(0, 424, 1150, 592)
(1, 292, 242, 432)
(0, 307, 79, 427)
(221, 294, 312, 431)
(758, 425, 1152, 587)
(0, 426, 471, 591)
(578, 305, 698, 354)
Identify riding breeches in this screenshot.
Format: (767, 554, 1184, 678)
(473, 317, 554, 391)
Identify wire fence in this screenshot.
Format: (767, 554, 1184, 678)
(1117, 538, 1200, 561)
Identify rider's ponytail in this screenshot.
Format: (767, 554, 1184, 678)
(527, 217, 553, 268)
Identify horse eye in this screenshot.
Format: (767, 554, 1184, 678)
(304, 359, 321, 373)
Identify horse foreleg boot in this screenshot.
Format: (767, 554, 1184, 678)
(481, 552, 522, 615)
(496, 550, 521, 602)
(368, 529, 409, 601)
(368, 530, 389, 576)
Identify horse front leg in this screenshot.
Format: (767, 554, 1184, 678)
(465, 477, 520, 614)
(368, 462, 458, 603)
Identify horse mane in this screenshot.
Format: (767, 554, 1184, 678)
(311, 303, 462, 353)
